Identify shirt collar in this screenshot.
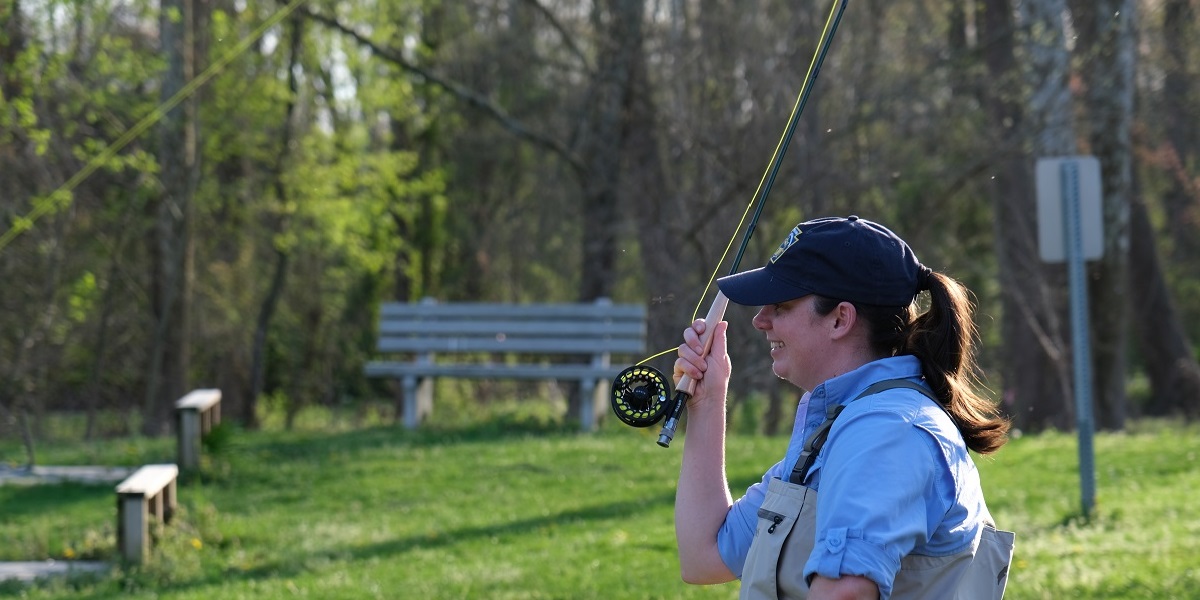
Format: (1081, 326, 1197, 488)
(807, 355, 924, 423)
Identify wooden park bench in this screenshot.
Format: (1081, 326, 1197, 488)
(175, 388, 221, 471)
(364, 298, 647, 430)
(115, 463, 179, 563)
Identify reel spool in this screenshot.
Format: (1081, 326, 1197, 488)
(611, 365, 672, 427)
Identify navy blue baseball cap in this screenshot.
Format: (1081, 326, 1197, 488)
(717, 216, 930, 306)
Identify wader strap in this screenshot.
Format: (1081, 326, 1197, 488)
(788, 404, 844, 484)
(787, 378, 939, 485)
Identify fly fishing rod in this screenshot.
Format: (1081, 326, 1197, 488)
(610, 0, 849, 447)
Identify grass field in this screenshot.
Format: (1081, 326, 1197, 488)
(2, 408, 1198, 599)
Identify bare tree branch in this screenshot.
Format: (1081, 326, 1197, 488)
(300, 7, 585, 175)
(520, 0, 591, 72)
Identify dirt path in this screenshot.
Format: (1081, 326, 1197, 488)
(0, 465, 133, 486)
(0, 560, 109, 582)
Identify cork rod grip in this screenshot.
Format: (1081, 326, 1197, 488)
(675, 291, 730, 396)
(657, 291, 730, 448)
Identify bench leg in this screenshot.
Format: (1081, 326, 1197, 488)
(118, 493, 149, 563)
(576, 379, 606, 432)
(579, 352, 612, 431)
(178, 408, 202, 471)
(150, 489, 164, 523)
(402, 375, 434, 428)
(163, 477, 177, 523)
(592, 377, 610, 429)
(176, 410, 200, 470)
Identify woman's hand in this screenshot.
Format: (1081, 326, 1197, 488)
(673, 319, 731, 409)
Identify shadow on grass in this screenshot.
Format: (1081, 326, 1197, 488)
(0, 482, 112, 522)
(96, 490, 679, 597)
(345, 489, 678, 557)
(218, 417, 584, 465)
(1054, 505, 1123, 530)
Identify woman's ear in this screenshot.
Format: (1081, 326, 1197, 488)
(829, 301, 857, 340)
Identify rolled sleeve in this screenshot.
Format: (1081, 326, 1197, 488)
(809, 528, 897, 593)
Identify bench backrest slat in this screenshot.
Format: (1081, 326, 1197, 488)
(379, 302, 645, 320)
(379, 320, 645, 338)
(375, 300, 646, 356)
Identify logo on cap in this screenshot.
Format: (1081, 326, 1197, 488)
(770, 226, 803, 263)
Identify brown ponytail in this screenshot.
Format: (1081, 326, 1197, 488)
(813, 272, 1010, 454)
(906, 272, 1009, 454)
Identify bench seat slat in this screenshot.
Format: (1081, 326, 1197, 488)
(115, 464, 179, 495)
(365, 362, 623, 380)
(174, 389, 222, 411)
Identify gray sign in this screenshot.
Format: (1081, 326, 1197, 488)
(1036, 156, 1104, 262)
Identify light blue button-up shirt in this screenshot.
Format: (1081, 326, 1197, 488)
(716, 355, 990, 599)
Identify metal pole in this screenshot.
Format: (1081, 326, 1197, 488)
(1061, 160, 1097, 516)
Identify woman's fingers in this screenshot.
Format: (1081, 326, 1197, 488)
(673, 319, 712, 384)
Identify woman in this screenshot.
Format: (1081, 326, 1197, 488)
(672, 216, 1013, 599)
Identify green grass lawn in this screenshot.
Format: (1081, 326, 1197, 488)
(2, 413, 1198, 599)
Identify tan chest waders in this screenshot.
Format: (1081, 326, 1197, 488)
(738, 380, 1015, 600)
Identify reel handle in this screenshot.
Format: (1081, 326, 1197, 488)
(658, 291, 730, 447)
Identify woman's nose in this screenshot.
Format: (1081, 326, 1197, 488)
(752, 306, 770, 330)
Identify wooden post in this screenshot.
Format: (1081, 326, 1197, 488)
(117, 493, 149, 563)
(175, 389, 221, 471)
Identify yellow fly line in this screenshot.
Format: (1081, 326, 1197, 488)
(0, 0, 312, 253)
(637, 0, 848, 366)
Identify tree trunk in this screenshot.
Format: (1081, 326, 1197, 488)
(247, 17, 303, 429)
(577, 0, 641, 303)
(1068, 0, 1135, 431)
(980, 0, 1075, 430)
(1128, 195, 1200, 418)
(0, 0, 24, 100)
(0, 0, 36, 464)
(624, 0, 682, 361)
(146, 0, 198, 435)
(84, 254, 124, 440)
(1160, 0, 1200, 263)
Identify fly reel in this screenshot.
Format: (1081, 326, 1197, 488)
(611, 365, 672, 427)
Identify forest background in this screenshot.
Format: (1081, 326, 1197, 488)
(2, 0, 1199, 454)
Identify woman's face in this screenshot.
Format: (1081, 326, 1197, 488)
(751, 296, 834, 391)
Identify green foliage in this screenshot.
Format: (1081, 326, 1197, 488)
(0, 43, 47, 151)
(200, 422, 235, 456)
(2, 417, 1198, 598)
(65, 272, 98, 325)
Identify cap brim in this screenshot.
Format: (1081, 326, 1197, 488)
(716, 266, 814, 306)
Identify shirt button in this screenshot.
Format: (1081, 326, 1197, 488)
(825, 529, 847, 553)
